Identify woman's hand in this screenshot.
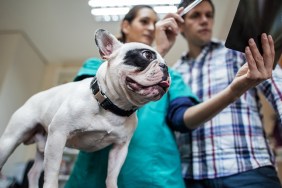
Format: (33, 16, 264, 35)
(231, 33, 275, 98)
(155, 8, 184, 57)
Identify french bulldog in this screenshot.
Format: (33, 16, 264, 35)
(0, 29, 170, 188)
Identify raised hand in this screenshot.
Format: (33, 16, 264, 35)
(155, 8, 184, 57)
(231, 33, 275, 97)
(183, 33, 275, 129)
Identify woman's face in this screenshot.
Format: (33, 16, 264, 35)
(122, 8, 158, 46)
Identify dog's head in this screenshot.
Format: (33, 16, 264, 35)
(94, 29, 170, 106)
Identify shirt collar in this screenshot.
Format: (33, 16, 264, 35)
(180, 39, 222, 62)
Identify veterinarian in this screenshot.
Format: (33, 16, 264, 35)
(172, 0, 282, 187)
(65, 4, 277, 188)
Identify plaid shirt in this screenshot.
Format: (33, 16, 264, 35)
(173, 40, 282, 179)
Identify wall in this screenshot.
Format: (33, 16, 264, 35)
(0, 32, 45, 176)
(42, 63, 81, 90)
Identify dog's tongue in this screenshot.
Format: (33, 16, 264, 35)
(158, 81, 170, 88)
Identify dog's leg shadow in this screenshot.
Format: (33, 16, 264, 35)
(28, 133, 46, 188)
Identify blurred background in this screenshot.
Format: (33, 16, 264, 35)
(0, 0, 280, 187)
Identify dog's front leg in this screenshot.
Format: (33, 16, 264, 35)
(43, 130, 67, 188)
(106, 140, 131, 188)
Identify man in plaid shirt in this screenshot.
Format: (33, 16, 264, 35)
(172, 0, 282, 187)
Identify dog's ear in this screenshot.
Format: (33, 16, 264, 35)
(95, 29, 122, 60)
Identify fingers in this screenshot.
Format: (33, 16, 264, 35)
(176, 7, 184, 15)
(244, 46, 257, 74)
(261, 34, 275, 71)
(156, 18, 179, 35)
(245, 33, 274, 80)
(247, 38, 265, 73)
(160, 8, 184, 37)
(163, 12, 184, 24)
(155, 17, 179, 57)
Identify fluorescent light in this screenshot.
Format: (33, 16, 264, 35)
(88, 0, 181, 22)
(91, 7, 130, 16)
(88, 0, 180, 7)
(153, 6, 177, 14)
(91, 6, 177, 16)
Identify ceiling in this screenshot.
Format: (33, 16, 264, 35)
(0, 0, 239, 66)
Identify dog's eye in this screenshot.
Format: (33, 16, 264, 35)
(141, 50, 156, 61)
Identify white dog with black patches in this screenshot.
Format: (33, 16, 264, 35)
(0, 29, 170, 188)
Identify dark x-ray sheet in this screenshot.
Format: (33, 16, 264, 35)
(225, 0, 282, 65)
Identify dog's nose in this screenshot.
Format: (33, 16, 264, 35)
(159, 63, 168, 71)
(159, 63, 169, 81)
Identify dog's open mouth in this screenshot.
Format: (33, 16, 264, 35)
(126, 77, 170, 94)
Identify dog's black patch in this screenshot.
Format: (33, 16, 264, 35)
(123, 49, 157, 71)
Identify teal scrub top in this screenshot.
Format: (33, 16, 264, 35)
(65, 58, 198, 188)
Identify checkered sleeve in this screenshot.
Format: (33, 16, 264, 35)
(258, 65, 282, 125)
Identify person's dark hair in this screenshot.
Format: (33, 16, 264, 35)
(118, 5, 156, 43)
(178, 0, 215, 16)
